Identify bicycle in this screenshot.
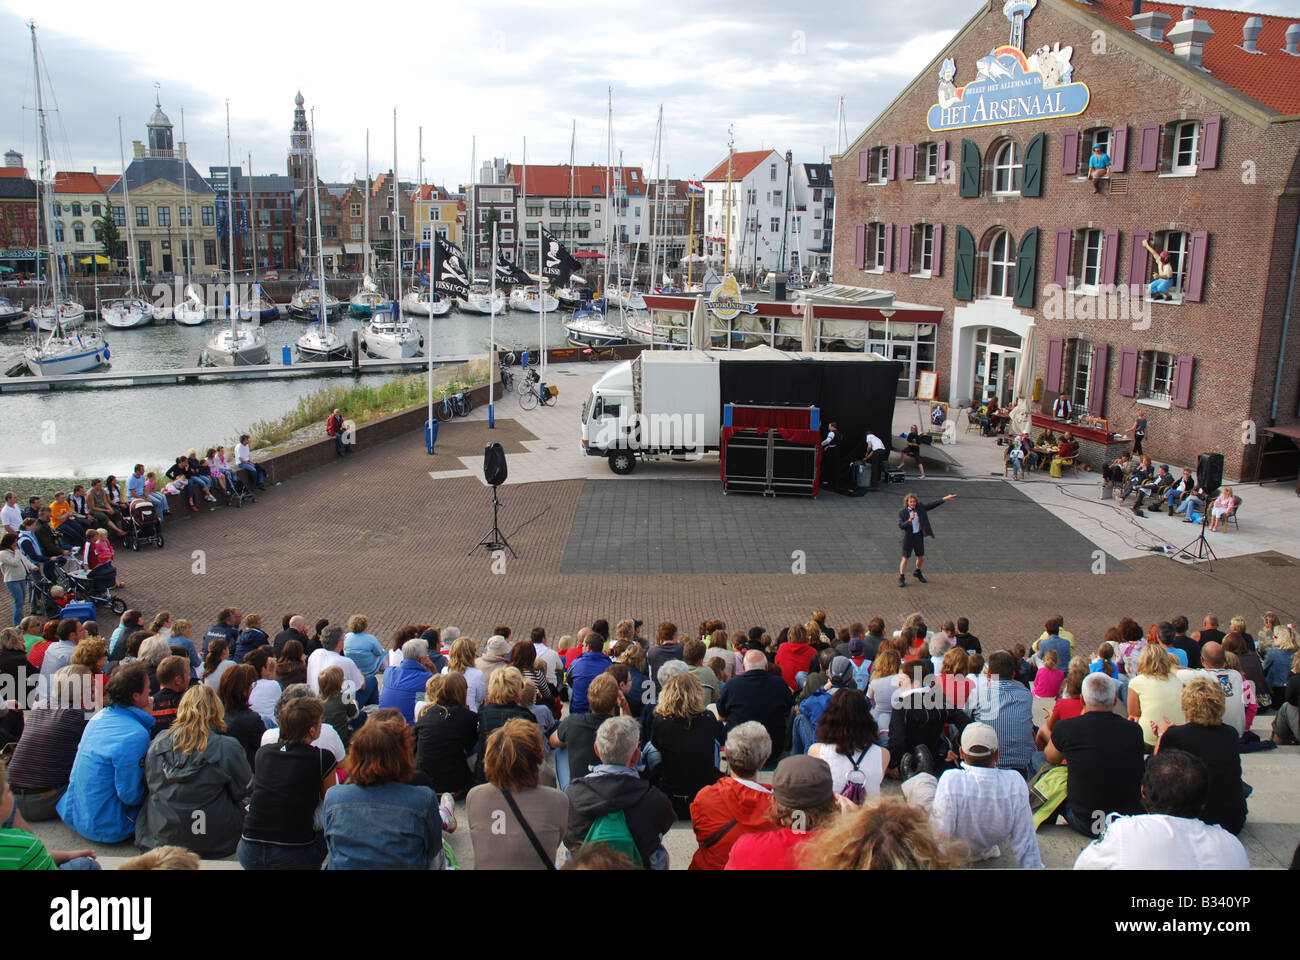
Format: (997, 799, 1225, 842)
(519, 380, 557, 410)
(583, 345, 620, 362)
(435, 387, 473, 421)
(517, 365, 540, 396)
(498, 360, 514, 393)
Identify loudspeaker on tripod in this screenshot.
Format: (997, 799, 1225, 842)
(484, 442, 508, 487)
(1196, 452, 1224, 494)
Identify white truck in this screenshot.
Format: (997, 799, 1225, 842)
(580, 346, 897, 474)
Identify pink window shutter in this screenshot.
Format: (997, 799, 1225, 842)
(932, 223, 944, 276)
(1118, 346, 1138, 397)
(936, 141, 948, 180)
(1137, 123, 1161, 172)
(1101, 229, 1120, 288)
(1089, 343, 1109, 417)
(883, 223, 894, 271)
(1127, 230, 1150, 293)
(1185, 231, 1208, 302)
(1200, 116, 1222, 170)
(899, 224, 911, 273)
(886, 144, 897, 181)
(858, 149, 870, 182)
(1045, 337, 1065, 393)
(1060, 130, 1079, 175)
(1053, 228, 1073, 288)
(902, 143, 916, 181)
(1111, 124, 1128, 172)
(1172, 355, 1195, 408)
(854, 223, 865, 269)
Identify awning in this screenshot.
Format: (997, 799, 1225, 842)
(573, 251, 603, 259)
(78, 255, 110, 265)
(321, 245, 345, 257)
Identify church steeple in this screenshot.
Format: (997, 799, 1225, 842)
(147, 84, 174, 158)
(288, 91, 311, 186)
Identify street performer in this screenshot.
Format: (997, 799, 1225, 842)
(898, 492, 957, 588)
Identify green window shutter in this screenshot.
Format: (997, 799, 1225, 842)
(1014, 227, 1040, 307)
(954, 226, 975, 301)
(1022, 132, 1045, 197)
(959, 140, 981, 198)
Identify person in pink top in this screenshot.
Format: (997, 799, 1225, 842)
(1031, 649, 1065, 699)
(82, 529, 120, 591)
(1208, 487, 1235, 533)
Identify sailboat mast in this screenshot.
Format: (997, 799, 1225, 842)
(30, 22, 58, 313)
(722, 125, 734, 276)
(603, 88, 611, 307)
(117, 118, 138, 296)
(468, 135, 476, 282)
(415, 125, 422, 289)
(828, 96, 844, 287)
(392, 109, 403, 319)
(310, 109, 328, 330)
(363, 131, 370, 279)
(180, 108, 192, 289)
(565, 121, 574, 257)
(225, 101, 235, 333)
(652, 105, 662, 293)
(248, 153, 257, 285)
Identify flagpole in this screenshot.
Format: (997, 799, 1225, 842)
(489, 222, 498, 429)
(539, 219, 546, 380)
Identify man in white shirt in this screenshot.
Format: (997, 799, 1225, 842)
(926, 723, 1043, 868)
(1074, 748, 1249, 870)
(863, 432, 887, 488)
(234, 434, 266, 489)
(1176, 642, 1245, 737)
(1, 492, 22, 536)
(532, 626, 562, 687)
(306, 625, 365, 700)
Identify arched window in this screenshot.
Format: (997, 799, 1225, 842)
(981, 228, 1016, 299)
(73, 223, 84, 243)
(71, 202, 82, 217)
(990, 140, 1022, 194)
(54, 221, 64, 243)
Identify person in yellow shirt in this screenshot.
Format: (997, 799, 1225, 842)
(48, 492, 73, 530)
(1033, 615, 1075, 657)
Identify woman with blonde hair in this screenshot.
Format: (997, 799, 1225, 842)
(867, 648, 902, 743)
(444, 636, 486, 713)
(467, 718, 568, 869)
(1258, 612, 1282, 653)
(1263, 624, 1297, 708)
(938, 647, 971, 708)
(1157, 676, 1246, 834)
(136, 684, 253, 857)
(649, 672, 721, 819)
(799, 796, 963, 870)
(474, 666, 537, 785)
(1127, 643, 1185, 749)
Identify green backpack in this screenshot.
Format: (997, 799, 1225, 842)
(582, 810, 643, 867)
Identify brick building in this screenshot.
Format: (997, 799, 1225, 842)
(831, 0, 1300, 481)
(0, 166, 38, 276)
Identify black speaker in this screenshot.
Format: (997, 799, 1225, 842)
(483, 443, 508, 486)
(1196, 452, 1224, 494)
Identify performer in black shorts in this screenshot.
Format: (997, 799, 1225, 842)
(903, 425, 926, 478)
(898, 492, 957, 587)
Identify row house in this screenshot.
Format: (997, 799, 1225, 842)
(504, 164, 646, 273)
(209, 167, 296, 273)
(701, 149, 793, 279)
(832, 0, 1300, 480)
(0, 165, 38, 275)
(50, 172, 118, 270)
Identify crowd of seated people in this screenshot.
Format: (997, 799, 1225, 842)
(1, 601, 1290, 873)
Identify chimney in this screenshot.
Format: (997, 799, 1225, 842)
(1241, 16, 1263, 53)
(1167, 9, 1215, 70)
(1131, 10, 1172, 41)
(1131, 0, 1141, 15)
(1286, 23, 1300, 56)
(133, 140, 145, 159)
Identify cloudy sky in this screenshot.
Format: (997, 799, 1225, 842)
(2, 0, 1295, 189)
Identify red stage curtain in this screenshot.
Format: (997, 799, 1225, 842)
(726, 406, 814, 430)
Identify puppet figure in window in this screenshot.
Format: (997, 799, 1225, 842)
(1087, 143, 1110, 194)
(1142, 238, 1175, 301)
(937, 59, 959, 109)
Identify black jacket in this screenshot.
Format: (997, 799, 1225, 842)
(564, 770, 676, 864)
(887, 685, 971, 769)
(414, 701, 478, 795)
(273, 628, 310, 657)
(898, 499, 947, 540)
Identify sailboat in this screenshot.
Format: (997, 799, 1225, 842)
(236, 154, 279, 322)
(565, 89, 627, 348)
(172, 108, 206, 325)
(102, 116, 155, 329)
(361, 112, 422, 359)
(204, 103, 267, 366)
(296, 109, 349, 361)
(22, 22, 108, 375)
(349, 132, 389, 318)
(0, 297, 28, 329)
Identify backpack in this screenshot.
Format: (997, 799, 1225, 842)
(851, 658, 873, 691)
(582, 810, 643, 867)
(839, 748, 871, 805)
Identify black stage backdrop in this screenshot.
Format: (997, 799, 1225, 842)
(717, 358, 901, 460)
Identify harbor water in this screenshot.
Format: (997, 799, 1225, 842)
(1, 308, 573, 477)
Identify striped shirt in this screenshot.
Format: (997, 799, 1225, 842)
(0, 829, 56, 870)
(970, 680, 1035, 774)
(6, 708, 87, 792)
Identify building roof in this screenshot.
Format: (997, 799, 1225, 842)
(52, 171, 115, 195)
(108, 157, 215, 196)
(0, 167, 29, 179)
(503, 164, 646, 198)
(702, 150, 777, 183)
(0, 177, 37, 199)
(412, 184, 450, 201)
(803, 163, 833, 188)
(1088, 0, 1300, 115)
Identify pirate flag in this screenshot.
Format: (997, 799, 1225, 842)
(540, 229, 581, 286)
(493, 254, 532, 287)
(433, 237, 470, 299)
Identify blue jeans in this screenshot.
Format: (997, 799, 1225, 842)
(1149, 277, 1173, 295)
(6, 580, 24, 626)
(240, 461, 266, 486)
(1063, 802, 1102, 839)
(357, 674, 379, 709)
(1176, 495, 1204, 518)
(238, 835, 327, 870)
(790, 714, 816, 755)
(59, 856, 102, 870)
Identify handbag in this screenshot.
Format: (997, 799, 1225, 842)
(500, 788, 557, 870)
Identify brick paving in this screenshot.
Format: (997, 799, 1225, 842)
(106, 416, 1298, 651)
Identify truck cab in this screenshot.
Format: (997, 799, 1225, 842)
(581, 360, 638, 473)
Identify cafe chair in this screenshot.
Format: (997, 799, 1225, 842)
(1223, 495, 1242, 531)
(963, 407, 982, 434)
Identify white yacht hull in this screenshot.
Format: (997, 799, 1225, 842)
(172, 300, 207, 326)
(32, 303, 86, 332)
(205, 326, 269, 366)
(509, 289, 560, 313)
(101, 299, 155, 329)
(461, 291, 504, 315)
(25, 333, 111, 376)
(296, 326, 351, 361)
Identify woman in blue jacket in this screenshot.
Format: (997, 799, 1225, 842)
(57, 662, 153, 842)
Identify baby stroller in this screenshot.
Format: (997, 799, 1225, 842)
(221, 474, 256, 509)
(123, 498, 164, 551)
(55, 554, 127, 616)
